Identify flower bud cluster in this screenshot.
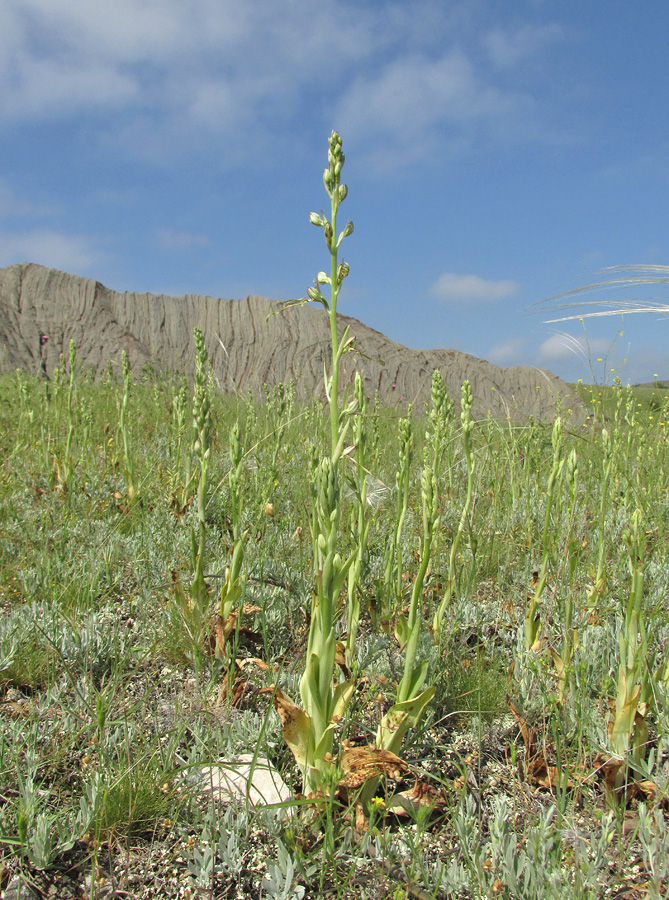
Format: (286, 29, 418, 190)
(421, 465, 437, 524)
(192, 327, 212, 458)
(308, 132, 354, 304)
(460, 380, 474, 438)
(229, 421, 242, 471)
(398, 414, 413, 470)
(431, 369, 447, 416)
(353, 371, 367, 453)
(316, 456, 339, 520)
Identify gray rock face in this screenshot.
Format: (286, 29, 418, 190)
(0, 263, 587, 422)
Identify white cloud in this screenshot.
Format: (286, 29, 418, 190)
(155, 228, 210, 250)
(0, 0, 563, 167)
(487, 336, 528, 365)
(429, 272, 519, 304)
(1, 58, 137, 119)
(0, 179, 56, 218)
(0, 229, 102, 272)
(482, 23, 564, 68)
(336, 51, 522, 161)
(0, 0, 374, 124)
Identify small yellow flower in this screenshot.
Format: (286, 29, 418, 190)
(597, 357, 603, 363)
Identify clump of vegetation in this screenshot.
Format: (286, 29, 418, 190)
(2, 135, 669, 899)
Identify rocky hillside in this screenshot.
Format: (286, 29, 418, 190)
(0, 263, 587, 422)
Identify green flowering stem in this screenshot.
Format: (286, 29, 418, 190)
(169, 380, 189, 508)
(523, 416, 564, 652)
(396, 466, 438, 707)
(295, 457, 356, 792)
(587, 427, 613, 607)
(219, 422, 247, 630)
(304, 132, 354, 461)
(345, 373, 369, 669)
(433, 381, 475, 642)
(427, 369, 453, 488)
(551, 447, 579, 707)
(218, 421, 249, 697)
(59, 340, 77, 498)
(119, 349, 137, 502)
(360, 465, 437, 809)
(189, 327, 212, 615)
(611, 510, 653, 779)
(378, 413, 413, 627)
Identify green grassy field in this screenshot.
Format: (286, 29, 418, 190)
(2, 360, 669, 899)
(570, 380, 669, 422)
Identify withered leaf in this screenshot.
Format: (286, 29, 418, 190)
(340, 745, 407, 789)
(272, 688, 310, 769)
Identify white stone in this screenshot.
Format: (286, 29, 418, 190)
(191, 754, 291, 809)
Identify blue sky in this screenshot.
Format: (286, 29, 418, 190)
(1, 0, 668, 385)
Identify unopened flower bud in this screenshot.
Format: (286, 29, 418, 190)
(307, 285, 321, 301)
(334, 160, 342, 177)
(337, 184, 348, 202)
(323, 168, 332, 185)
(342, 220, 354, 238)
(309, 212, 324, 227)
(323, 221, 333, 244)
(337, 261, 349, 281)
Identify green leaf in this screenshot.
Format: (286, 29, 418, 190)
(332, 679, 356, 721)
(379, 685, 435, 756)
(394, 615, 408, 647)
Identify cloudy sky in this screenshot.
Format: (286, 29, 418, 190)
(2, 0, 668, 384)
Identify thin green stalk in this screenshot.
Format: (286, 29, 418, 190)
(379, 412, 413, 624)
(345, 372, 369, 669)
(587, 427, 613, 606)
(524, 415, 564, 652)
(611, 509, 653, 778)
(433, 380, 475, 642)
(119, 349, 137, 502)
